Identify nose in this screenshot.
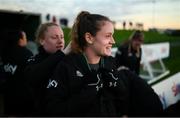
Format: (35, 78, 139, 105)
(57, 36, 64, 43)
(111, 36, 115, 44)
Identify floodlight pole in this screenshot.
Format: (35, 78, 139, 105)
(152, 0, 156, 28)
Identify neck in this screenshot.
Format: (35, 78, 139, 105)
(84, 47, 100, 64)
(131, 44, 139, 51)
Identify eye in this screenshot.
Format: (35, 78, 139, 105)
(51, 36, 57, 39)
(106, 34, 111, 38)
(60, 35, 64, 39)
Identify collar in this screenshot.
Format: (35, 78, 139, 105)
(73, 53, 105, 74)
(38, 46, 50, 58)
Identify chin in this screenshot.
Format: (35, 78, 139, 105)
(104, 53, 111, 57)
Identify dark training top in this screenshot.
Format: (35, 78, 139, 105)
(45, 53, 163, 117)
(24, 46, 65, 116)
(115, 43, 142, 75)
(1, 45, 33, 116)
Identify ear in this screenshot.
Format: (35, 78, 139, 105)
(18, 38, 23, 46)
(39, 38, 44, 45)
(85, 32, 94, 44)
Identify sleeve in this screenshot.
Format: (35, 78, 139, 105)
(14, 47, 33, 76)
(136, 48, 142, 75)
(45, 63, 99, 116)
(124, 70, 163, 116)
(19, 47, 33, 65)
(45, 61, 69, 116)
(24, 50, 65, 87)
(135, 58, 140, 75)
(140, 47, 142, 61)
(100, 68, 129, 116)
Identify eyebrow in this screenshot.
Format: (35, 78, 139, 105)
(106, 32, 113, 35)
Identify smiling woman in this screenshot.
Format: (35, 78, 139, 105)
(45, 11, 127, 117)
(45, 11, 163, 117)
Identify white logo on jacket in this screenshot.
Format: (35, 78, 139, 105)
(47, 79, 58, 88)
(76, 70, 84, 77)
(88, 74, 103, 91)
(4, 63, 17, 75)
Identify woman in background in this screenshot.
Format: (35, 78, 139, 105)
(24, 22, 68, 116)
(1, 30, 33, 116)
(115, 30, 144, 75)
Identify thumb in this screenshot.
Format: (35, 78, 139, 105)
(63, 41, 72, 54)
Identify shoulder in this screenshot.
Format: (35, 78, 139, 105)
(115, 66, 132, 78)
(61, 53, 79, 63)
(117, 44, 128, 55)
(117, 66, 129, 71)
(26, 53, 40, 64)
(13, 46, 33, 57)
(115, 65, 138, 81)
(118, 42, 128, 50)
(56, 53, 79, 68)
(103, 56, 116, 69)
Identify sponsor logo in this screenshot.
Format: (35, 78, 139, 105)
(88, 74, 103, 91)
(4, 63, 17, 75)
(47, 79, 58, 88)
(76, 70, 84, 77)
(109, 81, 117, 87)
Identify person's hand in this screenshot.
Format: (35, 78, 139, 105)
(63, 41, 71, 54)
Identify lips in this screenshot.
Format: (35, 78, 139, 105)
(106, 46, 112, 50)
(56, 45, 63, 50)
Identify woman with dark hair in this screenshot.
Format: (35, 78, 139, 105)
(45, 11, 163, 117)
(1, 30, 33, 116)
(115, 30, 144, 75)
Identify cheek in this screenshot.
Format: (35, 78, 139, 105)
(62, 40, 65, 46)
(43, 40, 56, 49)
(132, 42, 138, 47)
(97, 41, 107, 48)
(104, 48, 111, 56)
(98, 44, 109, 54)
(46, 39, 56, 45)
(136, 42, 142, 46)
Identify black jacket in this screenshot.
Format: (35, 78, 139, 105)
(1, 45, 33, 116)
(24, 46, 65, 115)
(123, 69, 163, 116)
(115, 43, 142, 75)
(163, 100, 180, 117)
(45, 53, 162, 117)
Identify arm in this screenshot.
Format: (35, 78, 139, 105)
(123, 70, 163, 116)
(136, 48, 142, 75)
(24, 50, 65, 87)
(45, 62, 69, 116)
(46, 62, 100, 116)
